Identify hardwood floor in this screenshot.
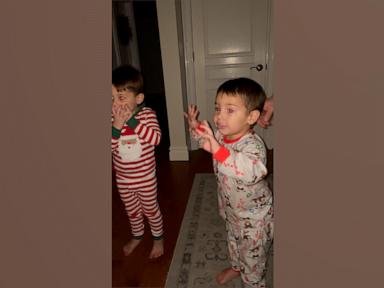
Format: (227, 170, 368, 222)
(112, 148, 213, 287)
(112, 147, 273, 287)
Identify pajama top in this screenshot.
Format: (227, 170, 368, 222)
(212, 130, 272, 225)
(111, 106, 161, 182)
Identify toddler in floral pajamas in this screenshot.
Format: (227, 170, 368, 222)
(186, 78, 273, 287)
(112, 65, 164, 259)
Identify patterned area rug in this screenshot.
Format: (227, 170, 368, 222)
(165, 173, 273, 288)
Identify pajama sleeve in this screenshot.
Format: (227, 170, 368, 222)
(111, 117, 121, 152)
(213, 137, 268, 185)
(188, 123, 204, 142)
(128, 109, 161, 146)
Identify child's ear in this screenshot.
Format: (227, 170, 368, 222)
(136, 93, 145, 105)
(247, 110, 260, 125)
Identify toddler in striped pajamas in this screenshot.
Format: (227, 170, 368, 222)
(185, 78, 273, 287)
(112, 65, 164, 259)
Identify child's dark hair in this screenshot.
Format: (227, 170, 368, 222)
(216, 77, 266, 112)
(112, 65, 144, 94)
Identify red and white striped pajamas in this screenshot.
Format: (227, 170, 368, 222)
(112, 106, 163, 239)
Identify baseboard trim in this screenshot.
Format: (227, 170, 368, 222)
(169, 145, 189, 161)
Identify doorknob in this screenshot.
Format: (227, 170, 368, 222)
(250, 64, 264, 72)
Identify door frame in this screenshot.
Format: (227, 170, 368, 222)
(112, 7, 121, 69)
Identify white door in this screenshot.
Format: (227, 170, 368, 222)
(184, 0, 273, 148)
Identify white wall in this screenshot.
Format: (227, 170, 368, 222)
(156, 0, 189, 161)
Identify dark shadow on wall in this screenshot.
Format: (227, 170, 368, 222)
(114, 0, 170, 152)
(133, 1, 170, 152)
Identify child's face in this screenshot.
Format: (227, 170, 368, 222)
(112, 85, 119, 103)
(112, 85, 143, 113)
(213, 93, 259, 140)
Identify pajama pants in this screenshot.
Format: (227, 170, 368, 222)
(115, 170, 163, 238)
(226, 204, 273, 288)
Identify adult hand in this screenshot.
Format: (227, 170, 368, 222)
(257, 96, 274, 128)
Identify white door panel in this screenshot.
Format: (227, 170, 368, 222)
(188, 0, 273, 148)
(204, 0, 253, 55)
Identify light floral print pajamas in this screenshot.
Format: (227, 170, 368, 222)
(213, 130, 273, 288)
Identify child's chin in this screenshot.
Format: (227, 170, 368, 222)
(218, 129, 230, 135)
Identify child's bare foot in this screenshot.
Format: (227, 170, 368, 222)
(149, 238, 164, 259)
(123, 238, 142, 256)
(216, 267, 241, 285)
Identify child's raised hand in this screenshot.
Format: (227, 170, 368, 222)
(195, 120, 220, 154)
(112, 104, 132, 130)
(184, 104, 200, 130)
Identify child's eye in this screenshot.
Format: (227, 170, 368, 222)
(215, 107, 220, 112)
(227, 108, 234, 113)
